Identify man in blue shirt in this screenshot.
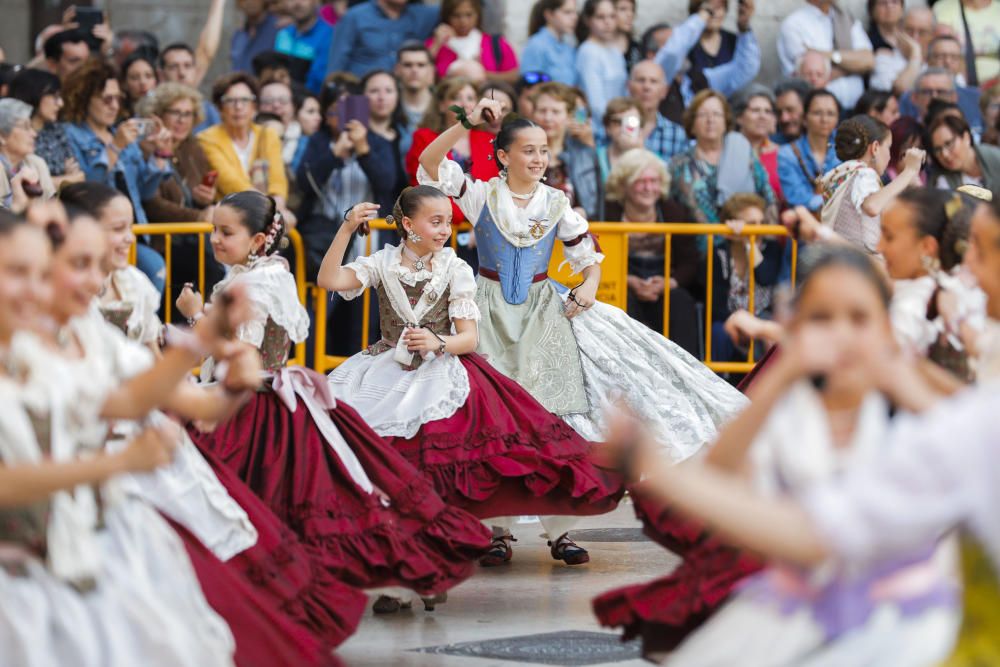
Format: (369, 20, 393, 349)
(327, 0, 439, 78)
(231, 0, 281, 75)
(275, 0, 333, 93)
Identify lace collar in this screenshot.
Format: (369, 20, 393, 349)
(484, 179, 570, 249)
(388, 243, 437, 287)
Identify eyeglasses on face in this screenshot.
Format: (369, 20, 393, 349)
(97, 93, 124, 106)
(932, 134, 961, 156)
(221, 95, 257, 107)
(163, 109, 196, 120)
(916, 87, 955, 98)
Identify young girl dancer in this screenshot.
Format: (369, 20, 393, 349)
(55, 185, 368, 653)
(320, 186, 624, 566)
(60, 182, 162, 347)
(0, 214, 242, 666)
(34, 207, 354, 665)
(178, 190, 490, 614)
(607, 245, 963, 666)
(819, 115, 925, 253)
(417, 99, 747, 457)
(878, 188, 986, 381)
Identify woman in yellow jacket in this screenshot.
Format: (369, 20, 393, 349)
(198, 72, 296, 226)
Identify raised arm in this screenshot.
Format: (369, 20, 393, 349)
(316, 202, 380, 292)
(0, 425, 176, 508)
(194, 0, 226, 86)
(418, 98, 503, 181)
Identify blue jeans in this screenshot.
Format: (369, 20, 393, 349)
(135, 243, 166, 295)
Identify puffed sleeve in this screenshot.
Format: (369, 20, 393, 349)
(556, 203, 605, 274)
(448, 259, 480, 321)
(416, 158, 488, 224)
(339, 253, 381, 301)
(235, 301, 269, 348)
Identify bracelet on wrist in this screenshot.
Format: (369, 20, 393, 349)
(449, 105, 475, 130)
(186, 311, 204, 327)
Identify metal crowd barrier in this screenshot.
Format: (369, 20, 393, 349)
(130, 223, 308, 367)
(312, 220, 797, 375)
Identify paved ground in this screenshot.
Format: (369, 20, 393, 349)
(337, 500, 680, 667)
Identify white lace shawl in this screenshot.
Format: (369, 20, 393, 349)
(343, 244, 481, 322)
(750, 382, 891, 498)
(417, 158, 604, 273)
(3, 333, 102, 586)
(820, 161, 882, 254)
(211, 256, 310, 347)
(890, 277, 939, 356)
(103, 266, 163, 345)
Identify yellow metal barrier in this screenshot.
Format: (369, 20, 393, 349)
(312, 220, 796, 375)
(130, 223, 308, 368)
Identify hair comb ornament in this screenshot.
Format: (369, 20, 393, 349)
(956, 184, 993, 202)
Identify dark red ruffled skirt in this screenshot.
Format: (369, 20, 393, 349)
(592, 481, 762, 656)
(386, 353, 625, 519)
(184, 448, 366, 647)
(190, 377, 491, 596)
(168, 518, 341, 667)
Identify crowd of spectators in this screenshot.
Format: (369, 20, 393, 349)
(3, 0, 1000, 362)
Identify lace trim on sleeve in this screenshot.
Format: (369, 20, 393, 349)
(448, 299, 481, 321)
(339, 253, 380, 301)
(416, 158, 467, 196)
(562, 235, 605, 274)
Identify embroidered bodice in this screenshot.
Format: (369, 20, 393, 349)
(0, 404, 53, 559)
(100, 302, 134, 336)
(475, 204, 560, 304)
(367, 280, 452, 370)
(416, 159, 604, 305)
(259, 316, 292, 372)
(340, 244, 481, 369)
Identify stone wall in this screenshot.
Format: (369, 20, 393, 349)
(4, 0, 926, 91)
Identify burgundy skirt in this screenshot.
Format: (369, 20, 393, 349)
(592, 483, 761, 656)
(190, 377, 491, 596)
(184, 449, 366, 647)
(169, 518, 342, 667)
(386, 353, 625, 519)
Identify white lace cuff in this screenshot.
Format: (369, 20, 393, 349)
(448, 298, 481, 321)
(562, 235, 605, 274)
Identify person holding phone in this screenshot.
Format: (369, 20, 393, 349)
(61, 58, 171, 292)
(596, 97, 646, 181)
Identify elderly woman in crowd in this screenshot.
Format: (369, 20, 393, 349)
(777, 88, 841, 212)
(198, 72, 295, 226)
(606, 147, 701, 355)
(0, 98, 55, 213)
(530, 80, 605, 219)
(62, 58, 170, 291)
(7, 68, 83, 189)
(733, 85, 782, 199)
(135, 81, 225, 309)
(136, 82, 216, 223)
(669, 89, 776, 238)
(927, 114, 1000, 190)
(596, 96, 646, 181)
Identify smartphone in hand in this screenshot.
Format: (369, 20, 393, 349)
(201, 170, 219, 188)
(75, 6, 104, 32)
(337, 95, 371, 128)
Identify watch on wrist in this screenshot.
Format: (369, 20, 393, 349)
(831, 50, 842, 66)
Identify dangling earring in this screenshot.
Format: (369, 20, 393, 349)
(500, 167, 508, 181)
(409, 230, 423, 243)
(248, 246, 259, 262)
(921, 254, 940, 273)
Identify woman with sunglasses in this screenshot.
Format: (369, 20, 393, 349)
(61, 58, 170, 293)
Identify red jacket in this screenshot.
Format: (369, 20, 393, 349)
(405, 127, 501, 224)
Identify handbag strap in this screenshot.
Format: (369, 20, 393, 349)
(958, 0, 980, 88)
(789, 141, 822, 194)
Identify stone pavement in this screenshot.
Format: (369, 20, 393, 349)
(337, 499, 681, 667)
